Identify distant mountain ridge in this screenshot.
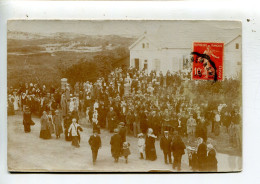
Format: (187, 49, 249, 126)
(8, 31, 137, 40)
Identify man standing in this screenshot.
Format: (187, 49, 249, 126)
(197, 137, 207, 171)
(196, 117, 208, 142)
(187, 114, 196, 139)
(107, 107, 117, 133)
(171, 132, 186, 171)
(110, 129, 122, 163)
(23, 106, 34, 133)
(160, 131, 172, 164)
(88, 130, 102, 165)
(119, 122, 127, 142)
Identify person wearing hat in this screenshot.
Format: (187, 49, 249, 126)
(8, 94, 15, 116)
(187, 114, 197, 139)
(145, 128, 157, 161)
(110, 128, 122, 163)
(196, 116, 208, 143)
(206, 143, 218, 172)
(92, 110, 100, 134)
(122, 141, 131, 164)
(118, 122, 126, 143)
(53, 109, 63, 139)
(160, 131, 172, 164)
(107, 107, 117, 133)
(40, 111, 51, 139)
(171, 131, 186, 171)
(23, 106, 34, 133)
(196, 137, 207, 171)
(60, 93, 67, 118)
(88, 130, 102, 165)
(68, 118, 83, 148)
(64, 112, 72, 141)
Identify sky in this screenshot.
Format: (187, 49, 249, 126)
(7, 20, 242, 38)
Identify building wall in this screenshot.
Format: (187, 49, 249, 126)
(130, 37, 191, 75)
(130, 36, 242, 78)
(223, 36, 242, 78)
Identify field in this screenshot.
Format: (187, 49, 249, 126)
(7, 32, 135, 88)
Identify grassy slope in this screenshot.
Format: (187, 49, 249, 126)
(7, 34, 135, 88)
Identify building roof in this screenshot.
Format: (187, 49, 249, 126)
(129, 21, 241, 50)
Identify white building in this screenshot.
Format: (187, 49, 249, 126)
(129, 33, 241, 79)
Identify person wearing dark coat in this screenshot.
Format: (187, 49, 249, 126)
(206, 145, 218, 172)
(53, 109, 63, 139)
(88, 130, 102, 165)
(160, 131, 172, 164)
(140, 110, 148, 134)
(23, 106, 34, 133)
(110, 129, 122, 163)
(196, 117, 208, 142)
(107, 107, 117, 133)
(118, 122, 127, 142)
(171, 133, 186, 171)
(64, 113, 72, 141)
(197, 137, 208, 171)
(145, 128, 157, 161)
(40, 111, 51, 139)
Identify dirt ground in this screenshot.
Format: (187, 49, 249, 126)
(7, 115, 242, 172)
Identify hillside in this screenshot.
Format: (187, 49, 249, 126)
(7, 31, 136, 88)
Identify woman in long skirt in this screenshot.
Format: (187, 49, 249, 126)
(68, 118, 83, 148)
(40, 111, 51, 139)
(145, 128, 157, 161)
(47, 111, 54, 135)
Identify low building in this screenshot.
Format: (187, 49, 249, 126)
(129, 32, 241, 79)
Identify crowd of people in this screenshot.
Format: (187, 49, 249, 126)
(7, 66, 242, 171)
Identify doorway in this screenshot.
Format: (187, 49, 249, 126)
(135, 58, 139, 70)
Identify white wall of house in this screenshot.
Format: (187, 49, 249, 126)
(130, 37, 191, 75)
(223, 36, 242, 78)
(129, 35, 242, 78)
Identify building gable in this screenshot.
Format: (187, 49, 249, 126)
(129, 34, 159, 51)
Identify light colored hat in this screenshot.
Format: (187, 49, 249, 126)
(207, 143, 214, 150)
(114, 128, 119, 133)
(138, 133, 144, 137)
(148, 128, 153, 134)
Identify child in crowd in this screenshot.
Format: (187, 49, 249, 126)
(122, 142, 131, 163)
(137, 133, 145, 159)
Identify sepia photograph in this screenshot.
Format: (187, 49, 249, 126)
(7, 20, 242, 172)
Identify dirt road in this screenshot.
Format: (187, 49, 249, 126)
(7, 115, 241, 172)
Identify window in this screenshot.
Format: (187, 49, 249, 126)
(142, 43, 145, 48)
(146, 43, 149, 48)
(237, 61, 241, 65)
(236, 43, 239, 49)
